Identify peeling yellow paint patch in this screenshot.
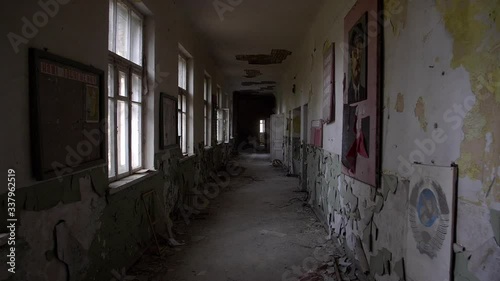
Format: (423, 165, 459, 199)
(462, 106, 487, 141)
(385, 0, 408, 37)
(457, 152, 482, 180)
(414, 97, 428, 132)
(395, 93, 405, 112)
(437, 0, 500, 202)
(323, 40, 332, 54)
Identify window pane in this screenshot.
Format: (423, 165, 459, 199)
(204, 106, 207, 145)
(131, 103, 142, 169)
(131, 73, 141, 102)
(108, 65, 114, 97)
(224, 109, 229, 143)
(178, 111, 182, 144)
(119, 71, 127, 97)
(204, 78, 208, 100)
(182, 94, 187, 112)
(217, 109, 223, 142)
(108, 0, 115, 51)
(130, 11, 143, 65)
(108, 99, 116, 177)
(182, 112, 187, 153)
(117, 100, 129, 175)
(178, 55, 187, 89)
(116, 1, 129, 59)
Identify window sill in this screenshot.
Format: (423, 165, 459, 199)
(180, 154, 196, 163)
(108, 169, 158, 195)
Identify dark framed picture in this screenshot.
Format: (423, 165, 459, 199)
(323, 43, 335, 123)
(29, 48, 106, 181)
(347, 13, 368, 105)
(159, 92, 178, 149)
(85, 85, 100, 123)
(341, 0, 382, 188)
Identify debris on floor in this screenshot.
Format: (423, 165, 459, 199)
(260, 229, 288, 238)
(295, 238, 367, 281)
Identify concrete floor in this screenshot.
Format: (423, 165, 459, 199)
(156, 153, 330, 281)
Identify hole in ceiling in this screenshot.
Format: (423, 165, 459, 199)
(236, 49, 292, 65)
(244, 69, 263, 78)
(241, 81, 277, 86)
(236, 89, 274, 96)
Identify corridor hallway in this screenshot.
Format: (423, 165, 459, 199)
(2, 0, 499, 280)
(129, 153, 357, 281)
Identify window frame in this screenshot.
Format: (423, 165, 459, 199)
(108, 0, 144, 66)
(108, 0, 145, 182)
(223, 108, 230, 144)
(178, 54, 190, 155)
(216, 86, 224, 144)
(203, 75, 212, 147)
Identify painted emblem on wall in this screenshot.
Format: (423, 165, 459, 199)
(406, 164, 456, 281)
(409, 177, 450, 258)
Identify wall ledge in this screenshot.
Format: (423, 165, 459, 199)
(108, 170, 159, 195)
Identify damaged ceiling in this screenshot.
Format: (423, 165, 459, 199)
(177, 0, 326, 95)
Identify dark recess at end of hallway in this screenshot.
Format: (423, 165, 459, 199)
(233, 93, 276, 152)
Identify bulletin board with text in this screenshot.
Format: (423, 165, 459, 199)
(29, 48, 106, 180)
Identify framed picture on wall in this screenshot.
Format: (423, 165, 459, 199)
(29, 48, 106, 180)
(159, 93, 178, 149)
(323, 42, 335, 123)
(341, 0, 382, 187)
(85, 85, 100, 123)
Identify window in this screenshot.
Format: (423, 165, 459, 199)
(259, 119, 266, 133)
(108, 0, 144, 180)
(216, 86, 223, 144)
(204, 75, 211, 146)
(259, 119, 266, 145)
(178, 55, 188, 154)
(223, 108, 230, 143)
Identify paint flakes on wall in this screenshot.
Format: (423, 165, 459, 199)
(384, 0, 408, 37)
(455, 252, 481, 281)
(55, 221, 89, 281)
(485, 132, 493, 152)
(490, 208, 500, 246)
(300, 144, 409, 280)
(369, 247, 392, 276)
(395, 93, 405, 113)
(437, 0, 500, 202)
(414, 96, 428, 132)
(467, 238, 500, 281)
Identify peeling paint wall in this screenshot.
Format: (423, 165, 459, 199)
(277, 0, 500, 280)
(0, 0, 232, 279)
(0, 144, 230, 281)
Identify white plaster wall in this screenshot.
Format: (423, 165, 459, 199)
(277, 0, 500, 279)
(279, 0, 357, 155)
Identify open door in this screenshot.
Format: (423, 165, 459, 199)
(270, 114, 284, 161)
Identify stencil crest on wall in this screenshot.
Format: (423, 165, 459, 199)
(406, 164, 457, 281)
